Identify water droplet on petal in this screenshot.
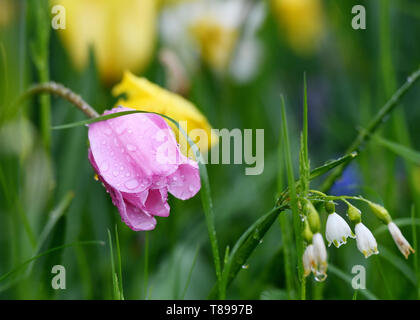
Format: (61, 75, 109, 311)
(125, 179, 139, 190)
(113, 170, 119, 177)
(105, 128, 112, 136)
(102, 140, 107, 145)
(125, 172, 130, 177)
(127, 144, 137, 152)
(241, 265, 249, 269)
(99, 162, 109, 172)
(116, 126, 126, 135)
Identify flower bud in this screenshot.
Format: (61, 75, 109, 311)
(302, 217, 313, 243)
(325, 201, 335, 214)
(368, 202, 392, 224)
(347, 203, 362, 224)
(388, 222, 415, 259)
(304, 200, 321, 233)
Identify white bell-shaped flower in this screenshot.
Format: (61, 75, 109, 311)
(355, 222, 379, 258)
(388, 222, 415, 259)
(302, 244, 315, 277)
(312, 233, 327, 280)
(325, 212, 355, 248)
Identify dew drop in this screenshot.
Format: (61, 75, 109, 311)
(113, 170, 119, 177)
(99, 162, 109, 172)
(127, 144, 137, 152)
(314, 274, 327, 282)
(125, 172, 130, 177)
(105, 128, 112, 136)
(116, 126, 126, 135)
(102, 140, 107, 145)
(125, 179, 139, 190)
(188, 185, 195, 192)
(241, 265, 249, 269)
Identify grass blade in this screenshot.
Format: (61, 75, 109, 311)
(114, 225, 124, 300)
(181, 245, 200, 300)
(281, 95, 305, 299)
(107, 229, 122, 300)
(328, 264, 378, 300)
(0, 240, 104, 290)
(374, 136, 420, 164)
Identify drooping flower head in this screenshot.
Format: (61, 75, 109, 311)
(325, 212, 355, 248)
(312, 232, 327, 280)
(388, 222, 415, 259)
(302, 244, 315, 277)
(355, 222, 379, 258)
(88, 106, 201, 231)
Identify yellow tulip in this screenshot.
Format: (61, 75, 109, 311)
(112, 71, 217, 156)
(271, 0, 325, 55)
(0, 0, 15, 27)
(190, 17, 238, 71)
(52, 0, 157, 84)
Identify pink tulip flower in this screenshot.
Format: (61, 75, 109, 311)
(88, 107, 201, 231)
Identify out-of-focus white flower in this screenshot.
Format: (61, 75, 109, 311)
(355, 222, 379, 258)
(325, 212, 355, 248)
(159, 0, 265, 81)
(229, 1, 266, 83)
(388, 222, 415, 259)
(312, 233, 327, 280)
(302, 244, 315, 277)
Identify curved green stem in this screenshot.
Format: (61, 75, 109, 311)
(15, 82, 99, 119)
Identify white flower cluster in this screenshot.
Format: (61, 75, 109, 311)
(302, 198, 415, 281)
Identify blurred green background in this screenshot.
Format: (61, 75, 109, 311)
(0, 0, 420, 299)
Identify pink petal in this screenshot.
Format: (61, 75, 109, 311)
(167, 160, 201, 200)
(143, 188, 170, 217)
(89, 150, 156, 231)
(104, 107, 180, 177)
(107, 181, 157, 231)
(88, 114, 152, 194)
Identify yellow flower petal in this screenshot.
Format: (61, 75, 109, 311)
(112, 71, 217, 157)
(271, 0, 324, 55)
(52, 0, 157, 84)
(190, 17, 238, 71)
